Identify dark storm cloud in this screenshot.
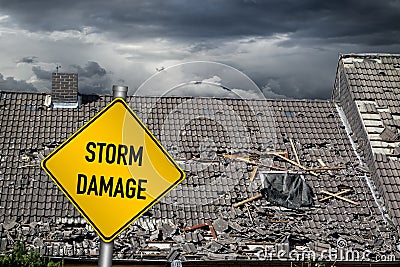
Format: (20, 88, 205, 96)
(18, 56, 38, 64)
(0, 73, 37, 91)
(1, 0, 399, 45)
(1, 0, 399, 99)
(69, 61, 111, 93)
(70, 61, 107, 78)
(32, 66, 52, 80)
(189, 42, 220, 53)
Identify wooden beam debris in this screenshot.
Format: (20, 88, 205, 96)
(182, 223, 208, 231)
(319, 189, 351, 202)
(206, 221, 217, 239)
(319, 189, 359, 205)
(265, 151, 289, 158)
(233, 194, 263, 208)
(270, 152, 319, 177)
(222, 154, 287, 171)
(317, 158, 332, 174)
(182, 221, 217, 239)
(317, 158, 327, 168)
(223, 154, 252, 162)
(289, 138, 300, 164)
(244, 204, 254, 224)
(249, 166, 258, 182)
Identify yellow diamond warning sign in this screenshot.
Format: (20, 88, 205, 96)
(41, 98, 185, 242)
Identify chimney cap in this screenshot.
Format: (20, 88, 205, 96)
(112, 85, 128, 100)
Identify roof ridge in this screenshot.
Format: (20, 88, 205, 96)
(0, 90, 332, 102)
(339, 53, 400, 59)
(0, 90, 49, 95)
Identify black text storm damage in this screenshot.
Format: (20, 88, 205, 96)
(76, 142, 147, 199)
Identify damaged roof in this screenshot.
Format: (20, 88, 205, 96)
(334, 53, 400, 232)
(0, 90, 398, 263)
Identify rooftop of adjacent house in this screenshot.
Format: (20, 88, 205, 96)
(333, 53, 400, 236)
(0, 90, 398, 263)
(335, 53, 400, 154)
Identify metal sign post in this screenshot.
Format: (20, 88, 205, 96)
(98, 240, 113, 267)
(97, 85, 128, 267)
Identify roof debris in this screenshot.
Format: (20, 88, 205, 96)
(260, 172, 314, 209)
(233, 194, 262, 208)
(319, 189, 360, 206)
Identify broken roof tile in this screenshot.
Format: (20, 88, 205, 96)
(0, 89, 397, 262)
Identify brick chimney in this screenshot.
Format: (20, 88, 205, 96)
(51, 73, 78, 106)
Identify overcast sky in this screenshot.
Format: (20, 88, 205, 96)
(0, 0, 399, 99)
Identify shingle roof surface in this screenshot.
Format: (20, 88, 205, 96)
(0, 91, 397, 261)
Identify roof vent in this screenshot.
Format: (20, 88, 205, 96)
(51, 72, 80, 108)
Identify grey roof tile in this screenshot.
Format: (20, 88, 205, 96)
(0, 90, 397, 261)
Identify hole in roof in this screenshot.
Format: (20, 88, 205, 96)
(378, 71, 386, 76)
(327, 113, 335, 118)
(202, 109, 214, 115)
(284, 111, 296, 117)
(24, 105, 36, 111)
